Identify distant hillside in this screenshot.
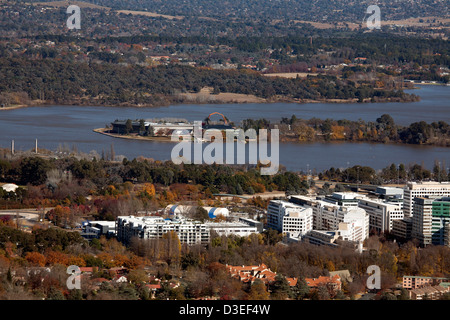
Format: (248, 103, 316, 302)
(30, 0, 450, 22)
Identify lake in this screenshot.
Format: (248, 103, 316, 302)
(0, 84, 448, 172)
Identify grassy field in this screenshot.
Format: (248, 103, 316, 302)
(178, 87, 267, 103)
(32, 1, 183, 20)
(263, 72, 318, 79)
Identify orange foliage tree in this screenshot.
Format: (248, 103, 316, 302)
(47, 205, 71, 227)
(67, 255, 87, 267)
(45, 250, 69, 266)
(141, 183, 156, 198)
(331, 125, 346, 140)
(25, 251, 46, 267)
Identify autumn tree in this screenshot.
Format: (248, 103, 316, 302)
(161, 231, 181, 265)
(141, 183, 156, 199)
(45, 250, 69, 266)
(127, 268, 149, 285)
(248, 279, 270, 300)
(47, 205, 71, 228)
(25, 252, 46, 267)
(293, 122, 316, 141)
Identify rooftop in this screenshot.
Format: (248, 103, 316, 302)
(403, 275, 450, 280)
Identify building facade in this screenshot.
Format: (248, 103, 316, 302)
(410, 285, 450, 300)
(82, 221, 116, 239)
(402, 275, 450, 289)
(392, 217, 413, 241)
(403, 182, 450, 217)
(267, 200, 313, 236)
(116, 216, 210, 245)
(412, 197, 450, 247)
(411, 197, 434, 246)
(358, 198, 403, 234)
(431, 198, 450, 246)
(206, 221, 258, 237)
(116, 215, 259, 246)
(288, 194, 369, 241)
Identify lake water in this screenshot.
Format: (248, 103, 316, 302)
(0, 85, 448, 172)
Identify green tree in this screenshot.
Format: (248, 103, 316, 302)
(125, 119, 133, 134)
(67, 289, 83, 300)
(194, 207, 210, 222)
(295, 277, 310, 300)
(19, 157, 54, 185)
(397, 288, 410, 300)
(380, 292, 397, 300)
(47, 287, 66, 300)
(139, 119, 146, 132)
(270, 274, 293, 299)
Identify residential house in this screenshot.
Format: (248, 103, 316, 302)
(402, 275, 450, 289)
(410, 285, 450, 300)
(305, 275, 342, 292)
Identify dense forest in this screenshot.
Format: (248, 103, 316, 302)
(0, 55, 416, 107)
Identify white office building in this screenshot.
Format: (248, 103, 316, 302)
(291, 221, 365, 246)
(116, 216, 210, 245)
(116, 215, 259, 246)
(206, 221, 258, 237)
(322, 192, 362, 207)
(267, 200, 313, 236)
(403, 182, 450, 217)
(411, 197, 434, 246)
(375, 186, 404, 200)
(295, 230, 339, 247)
(289, 195, 369, 241)
(342, 208, 370, 241)
(337, 222, 362, 242)
(358, 198, 404, 233)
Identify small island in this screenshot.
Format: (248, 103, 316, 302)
(96, 113, 450, 147)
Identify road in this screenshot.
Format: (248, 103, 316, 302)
(0, 207, 53, 230)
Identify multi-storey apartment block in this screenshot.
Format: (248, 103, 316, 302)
(402, 275, 450, 289)
(116, 215, 259, 246)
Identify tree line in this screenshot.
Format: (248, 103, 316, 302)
(1, 154, 448, 223)
(0, 54, 415, 107)
(242, 114, 450, 146)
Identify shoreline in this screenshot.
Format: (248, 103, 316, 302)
(94, 128, 449, 148)
(0, 87, 427, 111)
(93, 128, 174, 142)
(0, 103, 37, 111)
